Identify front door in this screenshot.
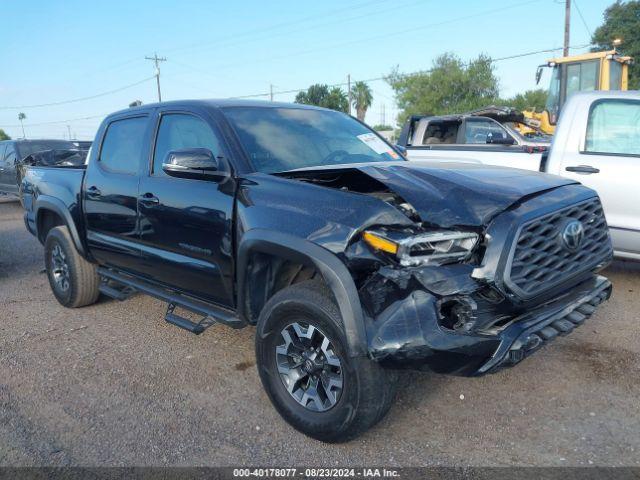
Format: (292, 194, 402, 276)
(83, 114, 151, 270)
(559, 98, 640, 256)
(136, 109, 236, 307)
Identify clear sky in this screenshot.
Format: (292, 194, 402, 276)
(1, 0, 611, 140)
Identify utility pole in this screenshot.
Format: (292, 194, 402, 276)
(145, 53, 167, 102)
(67, 125, 72, 140)
(270, 84, 274, 102)
(347, 74, 352, 116)
(381, 104, 386, 126)
(563, 0, 571, 57)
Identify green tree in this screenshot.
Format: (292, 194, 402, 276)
(295, 84, 349, 113)
(350, 81, 373, 121)
(372, 124, 393, 131)
(502, 89, 548, 112)
(326, 87, 349, 113)
(0, 129, 10, 141)
(592, 0, 640, 89)
(387, 53, 499, 123)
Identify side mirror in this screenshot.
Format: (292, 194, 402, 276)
(394, 144, 407, 157)
(162, 148, 228, 180)
(486, 132, 516, 146)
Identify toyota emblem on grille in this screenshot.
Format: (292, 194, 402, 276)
(561, 219, 584, 251)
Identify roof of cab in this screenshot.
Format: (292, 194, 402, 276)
(106, 98, 332, 119)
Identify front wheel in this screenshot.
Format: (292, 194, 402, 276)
(256, 281, 397, 442)
(44, 226, 100, 308)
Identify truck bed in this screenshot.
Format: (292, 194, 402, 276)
(22, 165, 86, 241)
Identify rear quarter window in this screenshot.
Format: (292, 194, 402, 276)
(99, 116, 148, 174)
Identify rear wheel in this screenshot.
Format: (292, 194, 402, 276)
(44, 226, 99, 308)
(256, 280, 397, 442)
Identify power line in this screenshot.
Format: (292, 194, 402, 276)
(163, 0, 390, 55)
(573, 0, 592, 38)
(191, 0, 543, 75)
(170, 0, 429, 58)
(1, 43, 593, 129)
(0, 76, 155, 110)
(1, 113, 109, 128)
(230, 43, 592, 100)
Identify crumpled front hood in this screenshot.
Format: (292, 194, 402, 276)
(288, 161, 578, 227)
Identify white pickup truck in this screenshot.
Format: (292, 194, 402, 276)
(398, 112, 550, 170)
(546, 91, 640, 261)
(400, 91, 640, 260)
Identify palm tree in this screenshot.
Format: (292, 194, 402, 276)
(18, 112, 26, 138)
(350, 81, 373, 122)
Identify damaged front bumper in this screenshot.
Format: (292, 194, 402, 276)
(362, 267, 612, 376)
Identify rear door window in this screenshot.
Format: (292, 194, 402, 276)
(421, 121, 459, 145)
(585, 99, 640, 156)
(99, 116, 148, 174)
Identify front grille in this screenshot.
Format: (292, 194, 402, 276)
(506, 197, 611, 298)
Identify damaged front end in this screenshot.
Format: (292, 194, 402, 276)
(278, 163, 613, 376)
(355, 260, 611, 376)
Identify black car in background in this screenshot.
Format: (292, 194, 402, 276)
(71, 140, 93, 152)
(0, 139, 77, 196)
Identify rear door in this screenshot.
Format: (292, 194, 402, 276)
(559, 98, 640, 257)
(83, 113, 152, 271)
(135, 107, 236, 307)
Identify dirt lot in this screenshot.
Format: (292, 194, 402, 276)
(0, 198, 638, 467)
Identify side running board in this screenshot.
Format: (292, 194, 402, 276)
(97, 267, 245, 333)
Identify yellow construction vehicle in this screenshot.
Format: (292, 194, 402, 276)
(521, 49, 633, 135)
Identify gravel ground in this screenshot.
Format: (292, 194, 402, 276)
(0, 197, 638, 467)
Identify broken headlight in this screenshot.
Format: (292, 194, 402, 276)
(363, 230, 478, 266)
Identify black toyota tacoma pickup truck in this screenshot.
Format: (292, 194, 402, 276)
(21, 100, 613, 442)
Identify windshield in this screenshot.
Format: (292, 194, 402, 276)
(16, 140, 77, 159)
(223, 106, 401, 173)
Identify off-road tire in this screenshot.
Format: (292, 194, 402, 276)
(44, 226, 100, 308)
(256, 280, 397, 442)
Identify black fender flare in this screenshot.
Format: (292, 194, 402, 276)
(237, 229, 367, 357)
(35, 195, 87, 257)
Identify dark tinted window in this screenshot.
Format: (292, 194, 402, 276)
(4, 143, 16, 165)
(99, 117, 147, 174)
(16, 140, 76, 158)
(153, 113, 222, 176)
(223, 107, 400, 173)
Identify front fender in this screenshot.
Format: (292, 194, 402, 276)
(237, 229, 367, 357)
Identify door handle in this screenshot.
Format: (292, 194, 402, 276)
(139, 193, 160, 205)
(565, 165, 600, 174)
(86, 186, 102, 198)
